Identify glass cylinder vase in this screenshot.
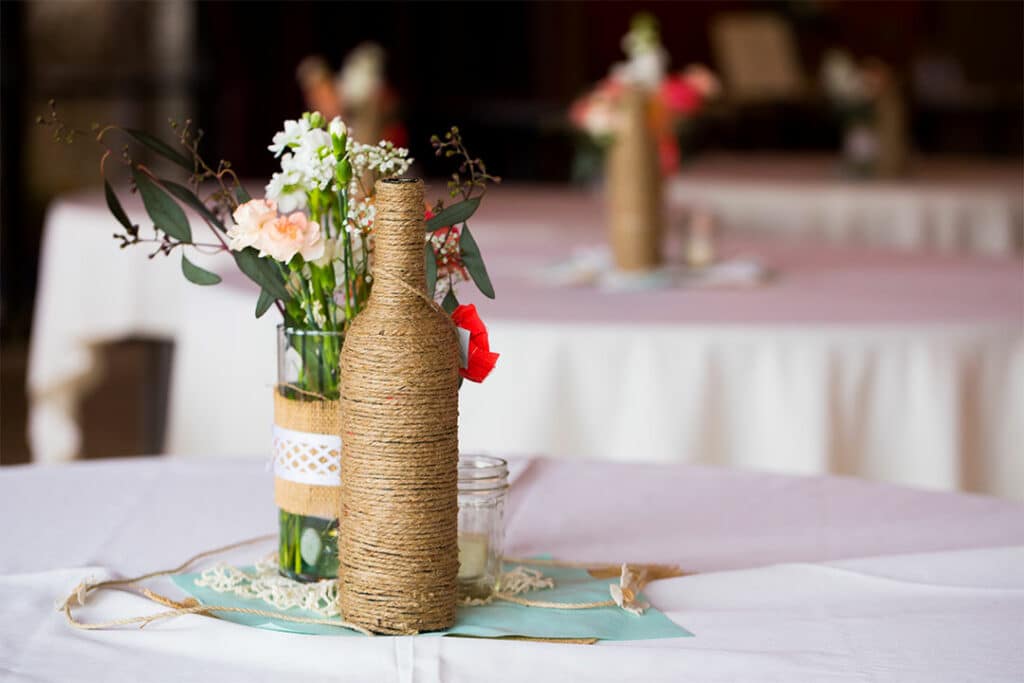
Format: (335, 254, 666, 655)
(274, 325, 344, 582)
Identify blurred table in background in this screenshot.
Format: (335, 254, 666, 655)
(27, 190, 230, 464)
(671, 155, 1024, 255)
(29, 185, 1024, 500)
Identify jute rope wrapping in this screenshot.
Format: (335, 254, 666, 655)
(273, 392, 343, 519)
(875, 83, 908, 178)
(338, 178, 461, 634)
(607, 86, 664, 271)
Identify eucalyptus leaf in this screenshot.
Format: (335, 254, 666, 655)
(425, 242, 438, 298)
(255, 288, 275, 318)
(162, 180, 225, 232)
(132, 169, 192, 242)
(123, 128, 194, 171)
(233, 247, 290, 300)
(425, 197, 480, 232)
(181, 254, 222, 286)
(104, 180, 135, 233)
(459, 224, 495, 299)
(235, 185, 252, 204)
(442, 288, 459, 314)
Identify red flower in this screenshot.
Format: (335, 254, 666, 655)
(659, 75, 702, 115)
(452, 304, 499, 383)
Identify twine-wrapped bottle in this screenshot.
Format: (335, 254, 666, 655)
(338, 178, 461, 634)
(607, 86, 664, 271)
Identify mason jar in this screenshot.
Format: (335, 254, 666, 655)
(457, 454, 509, 600)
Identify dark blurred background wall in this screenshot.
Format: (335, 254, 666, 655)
(1, 0, 1021, 460)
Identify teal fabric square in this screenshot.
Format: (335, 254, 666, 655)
(171, 562, 691, 641)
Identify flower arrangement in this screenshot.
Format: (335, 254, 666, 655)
(820, 50, 906, 177)
(570, 13, 719, 177)
(42, 107, 499, 388)
(43, 106, 500, 581)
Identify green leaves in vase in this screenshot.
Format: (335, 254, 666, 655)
(132, 168, 192, 242)
(459, 224, 494, 299)
(425, 197, 480, 232)
(181, 254, 222, 286)
(122, 128, 194, 171)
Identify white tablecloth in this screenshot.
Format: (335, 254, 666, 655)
(2, 457, 1024, 681)
(671, 155, 1024, 254)
(29, 187, 1024, 501)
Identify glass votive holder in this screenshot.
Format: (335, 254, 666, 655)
(457, 454, 509, 600)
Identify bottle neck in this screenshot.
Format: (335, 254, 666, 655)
(371, 178, 427, 300)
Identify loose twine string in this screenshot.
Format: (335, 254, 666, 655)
(58, 534, 374, 636)
(59, 534, 680, 635)
(338, 178, 462, 635)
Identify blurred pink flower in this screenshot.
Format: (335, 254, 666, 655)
(659, 75, 702, 115)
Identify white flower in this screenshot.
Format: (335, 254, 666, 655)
(612, 48, 667, 90)
(609, 564, 649, 616)
(312, 237, 337, 268)
(347, 196, 376, 234)
(346, 139, 412, 181)
(266, 159, 308, 213)
(268, 118, 311, 157)
(821, 49, 867, 103)
(582, 102, 617, 137)
(288, 128, 335, 191)
(339, 43, 384, 106)
(311, 299, 327, 327)
(328, 117, 347, 139)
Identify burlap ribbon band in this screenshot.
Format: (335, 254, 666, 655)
(273, 392, 342, 519)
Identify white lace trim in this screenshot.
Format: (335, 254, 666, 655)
(272, 425, 342, 487)
(194, 558, 554, 617)
(196, 555, 341, 616)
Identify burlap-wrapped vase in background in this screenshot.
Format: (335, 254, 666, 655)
(338, 178, 461, 634)
(875, 81, 908, 178)
(606, 86, 664, 272)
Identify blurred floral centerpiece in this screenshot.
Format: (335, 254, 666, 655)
(570, 13, 718, 272)
(821, 49, 908, 178)
(43, 107, 499, 582)
(570, 13, 719, 178)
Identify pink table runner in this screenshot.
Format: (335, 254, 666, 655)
(458, 185, 1022, 325)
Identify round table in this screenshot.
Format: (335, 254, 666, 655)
(670, 154, 1024, 254)
(2, 457, 1023, 682)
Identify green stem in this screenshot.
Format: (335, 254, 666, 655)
(335, 191, 353, 323)
(294, 514, 302, 574)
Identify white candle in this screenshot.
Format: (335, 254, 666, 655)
(458, 533, 489, 579)
(686, 211, 716, 268)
